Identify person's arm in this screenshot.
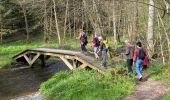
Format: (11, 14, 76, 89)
(97, 43, 103, 54)
(125, 46, 130, 55)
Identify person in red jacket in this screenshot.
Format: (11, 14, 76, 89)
(91, 34, 100, 58)
(133, 41, 146, 80)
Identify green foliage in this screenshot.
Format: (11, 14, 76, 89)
(40, 69, 136, 100)
(146, 61, 164, 80)
(0, 0, 24, 35)
(163, 93, 170, 100)
(146, 61, 170, 83)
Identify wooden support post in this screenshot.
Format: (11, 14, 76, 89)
(73, 59, 77, 68)
(23, 53, 40, 67)
(40, 55, 45, 68)
(60, 56, 74, 70)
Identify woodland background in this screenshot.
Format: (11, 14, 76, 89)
(0, 0, 170, 64)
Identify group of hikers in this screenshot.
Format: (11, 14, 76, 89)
(78, 29, 149, 81)
(78, 29, 110, 68)
(125, 40, 149, 80)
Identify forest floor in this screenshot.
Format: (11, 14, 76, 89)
(124, 72, 170, 100)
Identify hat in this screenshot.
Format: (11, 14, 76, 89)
(98, 36, 103, 41)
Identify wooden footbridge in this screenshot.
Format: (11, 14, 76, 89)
(13, 48, 104, 73)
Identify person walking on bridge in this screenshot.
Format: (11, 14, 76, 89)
(91, 34, 100, 58)
(77, 29, 88, 53)
(97, 37, 108, 69)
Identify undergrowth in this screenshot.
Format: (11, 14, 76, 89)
(146, 61, 170, 84)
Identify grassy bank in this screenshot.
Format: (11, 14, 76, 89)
(146, 61, 170, 84)
(40, 68, 136, 100)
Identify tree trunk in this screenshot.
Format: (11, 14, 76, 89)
(52, 0, 61, 45)
(43, 0, 48, 43)
(63, 0, 69, 39)
(17, 0, 29, 42)
(147, 0, 154, 56)
(112, 0, 117, 44)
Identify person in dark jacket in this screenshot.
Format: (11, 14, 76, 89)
(77, 29, 88, 53)
(124, 40, 134, 75)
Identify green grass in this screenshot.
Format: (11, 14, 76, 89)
(163, 93, 170, 100)
(146, 61, 170, 84)
(40, 68, 136, 100)
(146, 61, 164, 80)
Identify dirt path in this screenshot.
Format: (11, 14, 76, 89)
(124, 77, 170, 100)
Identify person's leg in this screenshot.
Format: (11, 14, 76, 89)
(81, 44, 84, 52)
(130, 59, 133, 73)
(94, 47, 99, 58)
(140, 62, 143, 74)
(127, 59, 133, 74)
(81, 44, 87, 52)
(136, 60, 142, 78)
(101, 50, 107, 68)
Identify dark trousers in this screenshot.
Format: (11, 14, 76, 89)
(81, 44, 87, 52)
(127, 59, 133, 74)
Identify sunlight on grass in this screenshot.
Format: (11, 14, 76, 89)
(40, 69, 136, 100)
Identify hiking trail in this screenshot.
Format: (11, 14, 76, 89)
(124, 73, 170, 100)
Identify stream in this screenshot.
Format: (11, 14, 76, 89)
(0, 62, 69, 100)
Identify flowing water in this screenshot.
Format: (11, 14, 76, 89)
(0, 62, 69, 100)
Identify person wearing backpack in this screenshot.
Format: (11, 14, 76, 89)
(124, 40, 134, 76)
(133, 41, 146, 80)
(78, 29, 88, 53)
(91, 34, 100, 58)
(97, 38, 108, 69)
(103, 36, 113, 58)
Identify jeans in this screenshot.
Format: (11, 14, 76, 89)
(127, 59, 133, 74)
(101, 49, 108, 67)
(93, 47, 98, 53)
(81, 44, 87, 52)
(136, 59, 143, 77)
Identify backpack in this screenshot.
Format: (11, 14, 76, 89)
(138, 48, 145, 60)
(93, 37, 100, 47)
(96, 39, 100, 46)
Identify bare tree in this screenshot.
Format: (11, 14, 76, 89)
(147, 0, 155, 56)
(52, 0, 61, 45)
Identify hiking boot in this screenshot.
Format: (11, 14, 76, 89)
(139, 75, 143, 81)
